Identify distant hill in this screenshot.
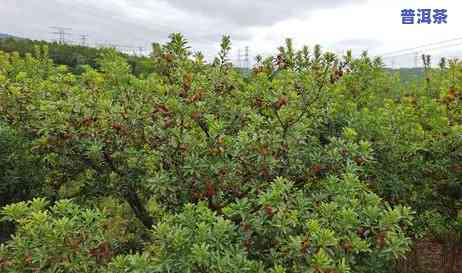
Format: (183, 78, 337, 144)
(0, 33, 12, 39)
(0, 33, 24, 40)
(0, 36, 154, 75)
(387, 67, 425, 82)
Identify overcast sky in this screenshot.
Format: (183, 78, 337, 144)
(1, 0, 461, 67)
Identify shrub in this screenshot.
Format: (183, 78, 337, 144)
(0, 199, 112, 273)
(1, 33, 461, 272)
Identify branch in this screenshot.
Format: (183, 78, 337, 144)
(102, 149, 155, 229)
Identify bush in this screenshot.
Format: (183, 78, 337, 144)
(0, 123, 44, 207)
(224, 173, 412, 273)
(1, 33, 461, 272)
(0, 199, 112, 273)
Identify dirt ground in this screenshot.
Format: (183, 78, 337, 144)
(394, 238, 462, 273)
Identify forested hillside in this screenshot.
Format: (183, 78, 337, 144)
(0, 37, 154, 76)
(0, 33, 461, 273)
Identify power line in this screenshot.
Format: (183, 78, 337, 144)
(92, 42, 148, 56)
(378, 36, 462, 57)
(382, 41, 462, 59)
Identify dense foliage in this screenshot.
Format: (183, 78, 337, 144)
(0, 33, 461, 272)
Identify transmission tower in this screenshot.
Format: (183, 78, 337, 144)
(50, 26, 72, 44)
(138, 46, 145, 56)
(80, 34, 89, 47)
(244, 46, 249, 69)
(237, 48, 242, 67)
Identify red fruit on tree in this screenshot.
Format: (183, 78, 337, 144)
(265, 205, 274, 217)
(451, 163, 461, 174)
(205, 183, 216, 198)
(274, 96, 288, 110)
(300, 238, 310, 254)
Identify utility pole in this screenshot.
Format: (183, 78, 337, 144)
(50, 26, 72, 44)
(414, 52, 419, 68)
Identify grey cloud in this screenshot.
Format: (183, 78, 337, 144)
(155, 0, 366, 26)
(1, 0, 168, 46)
(0, 0, 253, 49)
(0, 0, 366, 60)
